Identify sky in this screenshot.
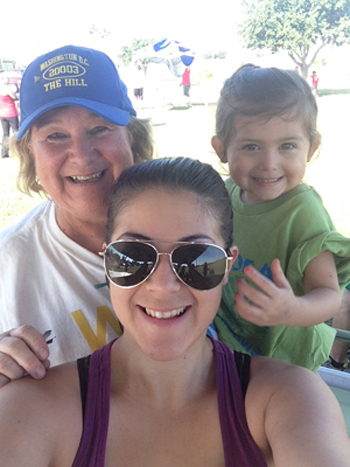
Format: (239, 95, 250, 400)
(3, 0, 349, 85)
(2, 0, 243, 66)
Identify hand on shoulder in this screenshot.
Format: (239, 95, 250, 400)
(0, 325, 50, 388)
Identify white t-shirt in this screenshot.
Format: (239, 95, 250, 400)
(0, 199, 122, 366)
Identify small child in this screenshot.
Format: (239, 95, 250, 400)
(211, 64, 350, 371)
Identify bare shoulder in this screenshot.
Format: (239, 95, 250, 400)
(245, 356, 350, 467)
(247, 355, 344, 424)
(0, 360, 81, 409)
(0, 361, 83, 466)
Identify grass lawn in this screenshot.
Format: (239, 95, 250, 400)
(1, 93, 350, 239)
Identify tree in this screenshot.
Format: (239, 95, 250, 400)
(240, 0, 350, 77)
(118, 38, 155, 67)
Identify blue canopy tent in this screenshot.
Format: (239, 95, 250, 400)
(133, 39, 195, 77)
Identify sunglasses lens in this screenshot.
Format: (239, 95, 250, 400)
(105, 242, 156, 287)
(172, 244, 227, 290)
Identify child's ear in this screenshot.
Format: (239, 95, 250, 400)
(211, 136, 227, 163)
(308, 134, 322, 162)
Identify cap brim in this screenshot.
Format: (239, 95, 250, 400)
(17, 97, 136, 139)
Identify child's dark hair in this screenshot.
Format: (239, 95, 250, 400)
(105, 157, 233, 250)
(215, 64, 320, 154)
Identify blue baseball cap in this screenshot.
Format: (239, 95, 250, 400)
(17, 45, 136, 139)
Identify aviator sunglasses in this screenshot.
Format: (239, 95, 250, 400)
(103, 240, 233, 291)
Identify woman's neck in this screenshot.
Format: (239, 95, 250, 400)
(110, 336, 216, 411)
(55, 205, 106, 255)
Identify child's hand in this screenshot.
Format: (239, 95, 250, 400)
(235, 259, 298, 326)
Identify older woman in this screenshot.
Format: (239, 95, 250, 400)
(0, 45, 153, 386)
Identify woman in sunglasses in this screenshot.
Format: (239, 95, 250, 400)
(0, 157, 349, 466)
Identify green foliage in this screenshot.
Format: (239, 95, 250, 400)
(313, 58, 327, 69)
(118, 38, 155, 67)
(240, 0, 350, 76)
(203, 50, 227, 59)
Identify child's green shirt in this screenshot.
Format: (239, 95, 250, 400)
(216, 180, 350, 371)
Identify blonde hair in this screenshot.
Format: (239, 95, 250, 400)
(10, 115, 154, 197)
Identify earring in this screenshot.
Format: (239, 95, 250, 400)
(35, 175, 41, 185)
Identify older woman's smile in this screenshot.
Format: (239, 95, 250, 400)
(69, 170, 105, 183)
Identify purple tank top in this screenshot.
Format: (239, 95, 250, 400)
(72, 339, 267, 466)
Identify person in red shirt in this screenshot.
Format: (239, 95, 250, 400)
(311, 71, 319, 96)
(180, 66, 191, 105)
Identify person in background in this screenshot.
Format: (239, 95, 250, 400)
(0, 75, 19, 158)
(311, 70, 319, 96)
(180, 66, 191, 105)
(0, 44, 153, 387)
(133, 61, 145, 102)
(211, 64, 350, 372)
(0, 157, 349, 467)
